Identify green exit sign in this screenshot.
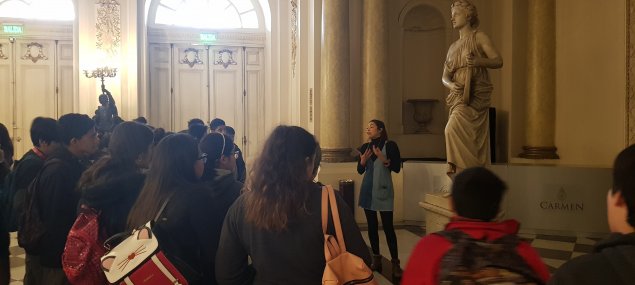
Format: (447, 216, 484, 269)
(200, 33, 216, 42)
(3, 24, 23, 34)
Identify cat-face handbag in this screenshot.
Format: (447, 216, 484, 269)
(100, 195, 188, 285)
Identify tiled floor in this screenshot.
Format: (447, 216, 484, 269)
(8, 227, 604, 285)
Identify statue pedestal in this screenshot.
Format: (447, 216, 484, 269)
(419, 193, 453, 234)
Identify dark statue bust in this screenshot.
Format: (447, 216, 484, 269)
(93, 85, 119, 133)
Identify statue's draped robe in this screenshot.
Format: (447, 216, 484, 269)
(444, 31, 493, 169)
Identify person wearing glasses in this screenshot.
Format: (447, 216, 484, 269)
(198, 132, 243, 284)
(126, 134, 218, 285)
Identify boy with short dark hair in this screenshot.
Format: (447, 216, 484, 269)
(22, 113, 99, 285)
(549, 145, 635, 285)
(402, 167, 550, 285)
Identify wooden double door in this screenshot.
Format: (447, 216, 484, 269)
(0, 37, 73, 156)
(149, 43, 264, 159)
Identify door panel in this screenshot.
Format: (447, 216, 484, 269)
(210, 46, 243, 149)
(173, 45, 208, 131)
(244, 47, 264, 160)
(57, 41, 74, 116)
(149, 44, 172, 130)
(15, 40, 56, 156)
(0, 39, 13, 133)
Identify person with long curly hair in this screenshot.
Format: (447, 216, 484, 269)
(216, 125, 370, 285)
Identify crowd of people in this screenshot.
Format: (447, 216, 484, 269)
(0, 114, 633, 285)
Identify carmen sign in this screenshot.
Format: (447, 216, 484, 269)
(539, 187, 584, 212)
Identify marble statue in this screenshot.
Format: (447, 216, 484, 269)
(442, 0, 503, 177)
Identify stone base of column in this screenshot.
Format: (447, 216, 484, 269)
(322, 147, 356, 163)
(519, 146, 560, 159)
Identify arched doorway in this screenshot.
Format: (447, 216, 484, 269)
(0, 0, 75, 156)
(146, 0, 266, 158)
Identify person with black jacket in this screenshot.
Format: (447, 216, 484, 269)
(357, 119, 403, 277)
(23, 114, 99, 285)
(549, 144, 635, 285)
(216, 126, 370, 285)
(219, 126, 246, 183)
(0, 122, 14, 285)
(197, 132, 242, 285)
(78, 122, 153, 238)
(6, 117, 60, 232)
(126, 134, 219, 285)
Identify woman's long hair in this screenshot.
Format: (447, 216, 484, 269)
(127, 134, 200, 229)
(199, 132, 234, 182)
(244, 126, 318, 231)
(78, 122, 153, 189)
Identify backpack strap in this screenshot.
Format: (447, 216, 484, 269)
(321, 185, 347, 252)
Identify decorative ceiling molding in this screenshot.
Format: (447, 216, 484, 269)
(95, 0, 121, 57)
(147, 28, 265, 45)
(21, 42, 48, 63)
(291, 0, 298, 78)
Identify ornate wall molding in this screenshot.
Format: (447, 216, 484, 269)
(0, 44, 7, 60)
(291, 0, 298, 78)
(629, 0, 635, 145)
(180, 48, 204, 68)
(147, 28, 266, 46)
(96, 0, 121, 57)
(21, 42, 48, 63)
(214, 49, 238, 69)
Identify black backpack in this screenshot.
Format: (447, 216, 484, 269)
(434, 229, 544, 285)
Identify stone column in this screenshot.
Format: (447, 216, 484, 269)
(519, 0, 559, 159)
(320, 0, 352, 162)
(362, 0, 388, 134)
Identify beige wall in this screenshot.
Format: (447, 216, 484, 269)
(553, 0, 626, 167)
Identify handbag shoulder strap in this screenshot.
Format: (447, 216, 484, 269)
(154, 192, 176, 222)
(322, 185, 347, 252)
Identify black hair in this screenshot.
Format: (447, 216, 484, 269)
(199, 133, 234, 182)
(188, 124, 209, 141)
(0, 123, 14, 166)
(30, 117, 59, 147)
(133, 117, 148, 124)
(612, 144, 635, 227)
(370, 119, 388, 141)
(188, 118, 205, 128)
(57, 113, 95, 145)
(451, 167, 507, 221)
(210, 118, 226, 131)
(224, 126, 236, 136)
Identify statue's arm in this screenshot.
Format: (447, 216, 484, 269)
(104, 89, 118, 116)
(473, 31, 503, 69)
(442, 66, 462, 92)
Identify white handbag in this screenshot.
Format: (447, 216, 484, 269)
(100, 195, 188, 285)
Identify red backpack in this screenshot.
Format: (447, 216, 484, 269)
(62, 205, 108, 285)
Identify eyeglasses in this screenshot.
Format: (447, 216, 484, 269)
(199, 153, 208, 164)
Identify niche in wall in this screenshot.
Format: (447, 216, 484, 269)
(401, 4, 447, 135)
